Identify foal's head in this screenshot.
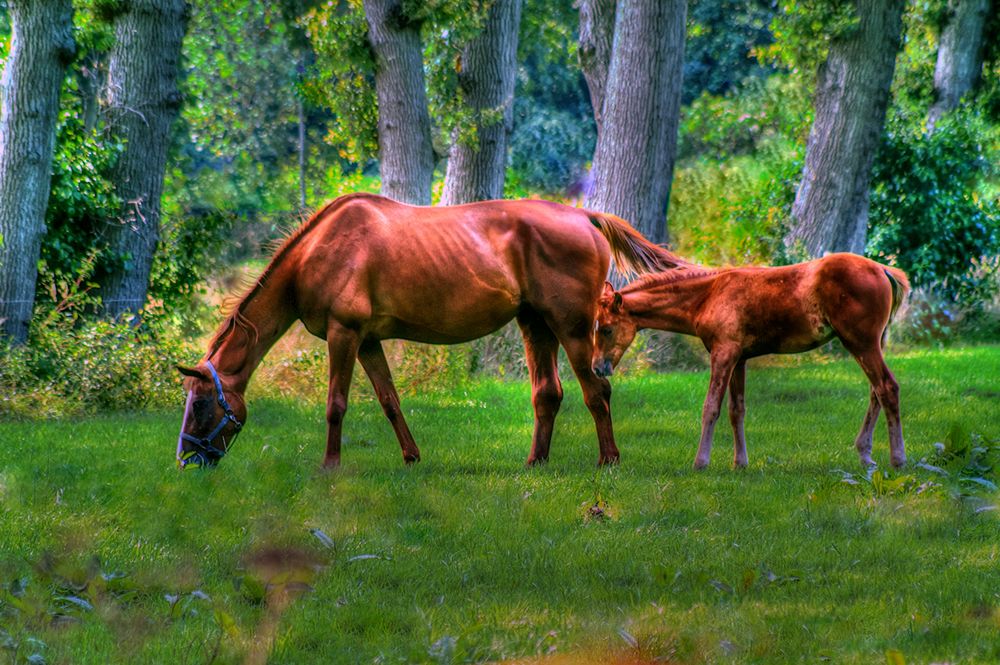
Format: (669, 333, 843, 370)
(592, 282, 638, 377)
(175, 362, 246, 469)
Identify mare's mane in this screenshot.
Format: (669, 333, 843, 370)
(206, 192, 378, 356)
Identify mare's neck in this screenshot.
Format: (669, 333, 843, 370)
(207, 274, 298, 392)
(623, 273, 719, 336)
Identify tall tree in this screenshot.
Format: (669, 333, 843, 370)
(0, 0, 75, 344)
(439, 0, 523, 205)
(363, 0, 434, 205)
(583, 0, 687, 244)
(927, 0, 993, 130)
(577, 0, 615, 133)
(785, 0, 906, 257)
(99, 0, 187, 319)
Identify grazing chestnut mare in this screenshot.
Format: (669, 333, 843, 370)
(592, 253, 910, 470)
(176, 192, 690, 469)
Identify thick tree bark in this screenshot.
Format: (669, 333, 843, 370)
(363, 0, 434, 205)
(0, 0, 75, 344)
(439, 0, 523, 205)
(99, 0, 187, 319)
(583, 0, 687, 245)
(577, 0, 616, 134)
(786, 0, 906, 257)
(927, 0, 992, 130)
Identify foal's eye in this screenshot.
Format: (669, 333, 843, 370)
(599, 327, 613, 338)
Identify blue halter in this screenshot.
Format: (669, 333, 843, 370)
(179, 360, 243, 467)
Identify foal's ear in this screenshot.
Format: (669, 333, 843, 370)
(176, 364, 209, 381)
(610, 292, 623, 313)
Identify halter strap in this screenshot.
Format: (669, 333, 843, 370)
(180, 360, 243, 464)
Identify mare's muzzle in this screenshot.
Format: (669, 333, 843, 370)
(177, 360, 243, 470)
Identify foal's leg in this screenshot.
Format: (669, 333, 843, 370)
(323, 323, 361, 468)
(358, 339, 421, 464)
(695, 345, 741, 470)
(516, 310, 563, 465)
(728, 359, 748, 468)
(854, 386, 881, 468)
(849, 346, 905, 468)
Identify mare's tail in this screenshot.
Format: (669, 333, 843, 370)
(587, 211, 696, 276)
(881, 266, 911, 347)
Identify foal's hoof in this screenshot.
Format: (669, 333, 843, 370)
(525, 455, 548, 467)
(321, 456, 341, 470)
(403, 453, 421, 465)
(890, 455, 907, 469)
(597, 452, 620, 466)
(693, 459, 709, 470)
(733, 459, 748, 470)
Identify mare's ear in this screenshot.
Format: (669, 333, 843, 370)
(602, 281, 615, 298)
(176, 364, 209, 380)
(610, 292, 623, 313)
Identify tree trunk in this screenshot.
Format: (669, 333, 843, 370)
(583, 0, 687, 245)
(786, 0, 906, 257)
(577, 0, 616, 134)
(927, 0, 992, 131)
(363, 0, 434, 205)
(99, 0, 187, 319)
(0, 0, 75, 344)
(439, 0, 523, 205)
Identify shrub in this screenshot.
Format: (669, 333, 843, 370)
(868, 106, 1000, 303)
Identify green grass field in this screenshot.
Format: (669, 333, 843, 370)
(1, 345, 998, 664)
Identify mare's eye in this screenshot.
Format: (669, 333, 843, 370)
(192, 398, 213, 421)
(599, 327, 613, 338)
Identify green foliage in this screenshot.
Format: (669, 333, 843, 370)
(683, 0, 776, 103)
(41, 110, 123, 288)
(508, 106, 593, 195)
(868, 106, 1000, 301)
(762, 0, 859, 73)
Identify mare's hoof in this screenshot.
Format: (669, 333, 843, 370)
(321, 458, 341, 471)
(403, 454, 421, 465)
(597, 453, 620, 466)
(890, 456, 907, 469)
(693, 459, 709, 470)
(525, 456, 548, 467)
(733, 459, 748, 470)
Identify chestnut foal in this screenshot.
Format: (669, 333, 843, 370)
(592, 253, 910, 470)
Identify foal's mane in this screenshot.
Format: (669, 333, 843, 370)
(625, 266, 724, 292)
(206, 192, 377, 356)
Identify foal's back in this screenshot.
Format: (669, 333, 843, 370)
(698, 253, 896, 357)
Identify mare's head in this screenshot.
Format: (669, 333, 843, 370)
(175, 361, 246, 469)
(592, 282, 638, 377)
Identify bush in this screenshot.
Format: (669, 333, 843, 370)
(868, 106, 1000, 303)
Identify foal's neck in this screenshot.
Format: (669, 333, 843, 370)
(624, 271, 719, 335)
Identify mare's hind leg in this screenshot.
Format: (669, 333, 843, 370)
(516, 310, 563, 465)
(324, 323, 361, 468)
(728, 359, 748, 468)
(695, 345, 741, 469)
(358, 339, 421, 464)
(557, 331, 619, 465)
(854, 386, 881, 468)
(848, 346, 905, 468)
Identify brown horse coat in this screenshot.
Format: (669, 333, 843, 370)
(593, 253, 910, 470)
(177, 193, 689, 469)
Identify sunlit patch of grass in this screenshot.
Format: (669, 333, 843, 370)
(1, 346, 998, 663)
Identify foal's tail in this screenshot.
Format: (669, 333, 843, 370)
(881, 266, 911, 347)
(587, 211, 696, 276)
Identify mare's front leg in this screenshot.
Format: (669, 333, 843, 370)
(728, 359, 748, 468)
(517, 310, 563, 465)
(358, 339, 421, 464)
(695, 345, 741, 469)
(323, 322, 361, 468)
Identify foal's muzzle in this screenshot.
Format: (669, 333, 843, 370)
(593, 358, 614, 377)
